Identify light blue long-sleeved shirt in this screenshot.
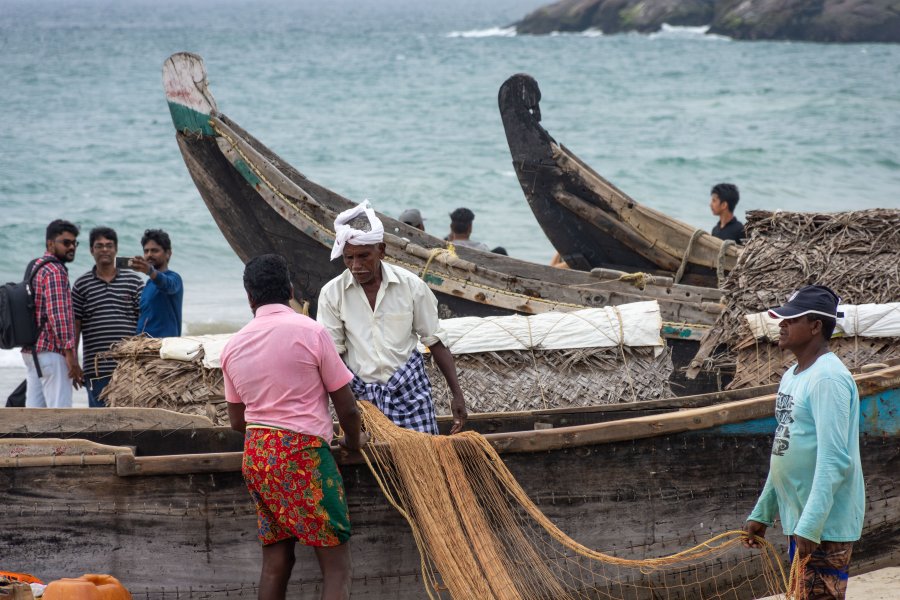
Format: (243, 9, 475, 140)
(748, 352, 864, 543)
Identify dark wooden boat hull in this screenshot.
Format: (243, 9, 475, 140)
(163, 53, 731, 395)
(499, 73, 740, 288)
(3, 369, 897, 599)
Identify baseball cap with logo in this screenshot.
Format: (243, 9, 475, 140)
(767, 285, 844, 320)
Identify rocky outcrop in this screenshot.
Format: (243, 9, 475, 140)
(710, 0, 900, 43)
(514, 0, 713, 35)
(513, 0, 900, 43)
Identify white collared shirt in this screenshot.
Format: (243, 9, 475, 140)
(317, 262, 446, 384)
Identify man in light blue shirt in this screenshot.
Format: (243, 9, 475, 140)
(743, 285, 863, 600)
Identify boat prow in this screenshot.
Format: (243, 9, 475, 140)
(499, 73, 741, 288)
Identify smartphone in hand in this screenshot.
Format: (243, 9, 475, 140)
(114, 257, 132, 269)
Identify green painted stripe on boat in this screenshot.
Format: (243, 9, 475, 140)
(234, 159, 262, 188)
(167, 102, 215, 136)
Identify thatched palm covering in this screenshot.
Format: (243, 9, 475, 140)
(694, 209, 900, 388)
(429, 347, 672, 414)
(102, 337, 672, 426)
(101, 337, 227, 424)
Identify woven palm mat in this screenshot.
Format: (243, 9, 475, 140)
(101, 338, 673, 425)
(691, 208, 900, 388)
(728, 337, 900, 389)
(100, 337, 228, 425)
(427, 346, 673, 414)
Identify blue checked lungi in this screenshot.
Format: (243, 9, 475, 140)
(350, 350, 439, 435)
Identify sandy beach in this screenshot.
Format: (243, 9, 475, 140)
(760, 566, 900, 599)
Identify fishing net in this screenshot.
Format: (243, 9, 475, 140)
(357, 401, 802, 600)
(691, 209, 900, 388)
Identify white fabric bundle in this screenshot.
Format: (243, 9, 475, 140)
(745, 303, 900, 340)
(418, 302, 664, 355)
(330, 199, 385, 260)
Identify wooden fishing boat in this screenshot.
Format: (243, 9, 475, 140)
(499, 73, 742, 288)
(3, 364, 897, 599)
(162, 52, 727, 393)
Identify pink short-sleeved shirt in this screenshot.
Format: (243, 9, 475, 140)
(221, 303, 353, 443)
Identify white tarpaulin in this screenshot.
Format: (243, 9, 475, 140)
(158, 301, 664, 366)
(423, 301, 664, 355)
(745, 303, 900, 341)
(159, 334, 233, 369)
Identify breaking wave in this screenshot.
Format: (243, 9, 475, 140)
(446, 26, 516, 38)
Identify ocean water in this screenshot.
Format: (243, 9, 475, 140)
(1, 0, 899, 396)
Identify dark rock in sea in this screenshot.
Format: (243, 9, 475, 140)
(513, 0, 714, 35)
(513, 0, 900, 43)
(710, 0, 900, 43)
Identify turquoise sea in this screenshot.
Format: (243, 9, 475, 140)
(2, 0, 899, 395)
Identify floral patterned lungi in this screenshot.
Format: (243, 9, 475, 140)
(242, 426, 351, 547)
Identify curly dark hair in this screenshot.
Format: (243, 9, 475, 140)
(243, 254, 292, 306)
(141, 229, 172, 252)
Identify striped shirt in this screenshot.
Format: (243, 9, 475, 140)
(72, 267, 143, 378)
(23, 252, 76, 355)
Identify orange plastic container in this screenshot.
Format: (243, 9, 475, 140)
(0, 572, 43, 584)
(42, 574, 131, 600)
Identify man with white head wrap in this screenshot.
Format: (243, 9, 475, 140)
(318, 201, 468, 435)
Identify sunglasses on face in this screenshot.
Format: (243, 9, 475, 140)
(55, 239, 79, 248)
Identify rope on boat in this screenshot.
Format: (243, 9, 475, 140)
(674, 229, 705, 284)
(616, 271, 650, 290)
(716, 240, 736, 287)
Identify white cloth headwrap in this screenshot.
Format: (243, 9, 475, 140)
(331, 200, 385, 260)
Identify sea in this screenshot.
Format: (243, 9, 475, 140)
(2, 0, 899, 400)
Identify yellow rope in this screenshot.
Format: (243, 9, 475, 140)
(616, 271, 650, 290)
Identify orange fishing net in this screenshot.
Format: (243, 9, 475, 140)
(358, 401, 806, 600)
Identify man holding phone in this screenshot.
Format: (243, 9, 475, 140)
(72, 226, 143, 406)
(130, 228, 183, 338)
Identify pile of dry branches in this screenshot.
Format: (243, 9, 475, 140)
(694, 209, 900, 388)
(428, 346, 672, 414)
(101, 337, 671, 424)
(100, 337, 228, 425)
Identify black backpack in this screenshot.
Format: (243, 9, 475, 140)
(0, 257, 62, 376)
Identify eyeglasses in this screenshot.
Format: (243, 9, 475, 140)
(55, 239, 79, 248)
(92, 243, 115, 250)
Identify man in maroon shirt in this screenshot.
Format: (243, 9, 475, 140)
(22, 219, 83, 407)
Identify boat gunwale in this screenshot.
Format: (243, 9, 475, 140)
(5, 365, 897, 476)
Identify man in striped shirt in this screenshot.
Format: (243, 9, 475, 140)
(22, 219, 83, 408)
(73, 227, 143, 407)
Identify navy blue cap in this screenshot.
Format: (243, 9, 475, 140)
(768, 285, 843, 320)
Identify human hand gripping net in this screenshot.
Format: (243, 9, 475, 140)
(356, 401, 809, 600)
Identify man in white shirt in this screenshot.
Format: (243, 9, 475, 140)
(317, 201, 467, 435)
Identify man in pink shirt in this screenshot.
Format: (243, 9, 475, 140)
(222, 254, 366, 600)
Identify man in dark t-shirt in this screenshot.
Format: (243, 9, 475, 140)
(709, 182, 745, 243)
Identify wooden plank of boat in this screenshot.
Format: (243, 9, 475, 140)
(499, 73, 741, 288)
(2, 365, 897, 598)
(162, 53, 723, 341)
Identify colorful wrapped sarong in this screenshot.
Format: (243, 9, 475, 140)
(350, 350, 439, 434)
(242, 426, 351, 547)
